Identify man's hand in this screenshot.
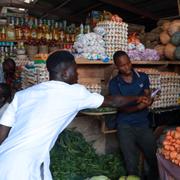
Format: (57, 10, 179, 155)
(137, 96, 153, 110)
(137, 96, 149, 104)
(137, 96, 152, 106)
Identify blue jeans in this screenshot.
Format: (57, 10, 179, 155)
(117, 123, 159, 180)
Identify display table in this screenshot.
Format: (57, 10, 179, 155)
(80, 107, 117, 134)
(157, 153, 180, 180)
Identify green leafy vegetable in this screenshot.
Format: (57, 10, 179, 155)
(50, 129, 126, 180)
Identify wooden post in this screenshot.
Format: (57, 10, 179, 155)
(178, 0, 180, 15)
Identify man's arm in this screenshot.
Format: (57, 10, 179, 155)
(117, 89, 152, 113)
(0, 125, 11, 145)
(102, 95, 148, 108)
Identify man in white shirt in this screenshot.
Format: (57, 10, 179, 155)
(0, 50, 150, 180)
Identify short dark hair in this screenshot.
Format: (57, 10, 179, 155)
(0, 83, 11, 102)
(113, 51, 129, 64)
(3, 58, 16, 68)
(46, 51, 75, 74)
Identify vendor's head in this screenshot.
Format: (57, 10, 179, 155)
(113, 51, 132, 75)
(2, 58, 16, 75)
(0, 83, 11, 107)
(46, 50, 78, 84)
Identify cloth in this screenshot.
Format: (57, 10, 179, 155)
(109, 70, 150, 126)
(0, 103, 9, 119)
(157, 153, 180, 180)
(0, 80, 104, 180)
(117, 124, 158, 179)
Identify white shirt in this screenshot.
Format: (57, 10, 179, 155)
(0, 103, 9, 119)
(0, 81, 104, 180)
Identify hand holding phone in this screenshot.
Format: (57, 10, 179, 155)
(151, 88, 161, 98)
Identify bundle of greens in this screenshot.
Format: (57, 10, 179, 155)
(50, 129, 126, 180)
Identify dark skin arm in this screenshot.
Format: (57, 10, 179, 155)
(102, 95, 148, 108)
(0, 125, 11, 145)
(117, 89, 152, 113)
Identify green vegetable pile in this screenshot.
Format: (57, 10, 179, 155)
(50, 129, 126, 180)
(81, 107, 117, 113)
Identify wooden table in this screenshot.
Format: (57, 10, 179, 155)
(80, 109, 117, 134)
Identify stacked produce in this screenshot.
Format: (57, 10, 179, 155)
(96, 16, 128, 58)
(128, 33, 160, 61)
(139, 27, 161, 50)
(159, 127, 180, 166)
(136, 68, 180, 108)
(73, 32, 107, 60)
(50, 129, 126, 180)
(21, 54, 49, 89)
(81, 83, 102, 94)
(15, 46, 30, 66)
(154, 19, 180, 60)
(21, 65, 37, 89)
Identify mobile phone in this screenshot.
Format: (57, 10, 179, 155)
(151, 88, 161, 98)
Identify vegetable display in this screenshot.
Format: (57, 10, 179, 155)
(50, 129, 126, 180)
(159, 127, 180, 166)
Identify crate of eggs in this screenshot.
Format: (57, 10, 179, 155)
(154, 74, 180, 108)
(136, 68, 180, 109)
(96, 20, 128, 59)
(81, 83, 102, 94)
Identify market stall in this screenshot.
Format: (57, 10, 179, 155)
(0, 0, 180, 179)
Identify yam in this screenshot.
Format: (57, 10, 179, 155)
(145, 32, 159, 42)
(154, 44, 165, 57)
(175, 46, 180, 60)
(171, 32, 180, 46)
(157, 19, 170, 27)
(151, 26, 162, 34)
(164, 43, 176, 60)
(160, 31, 170, 44)
(168, 20, 180, 36)
(162, 21, 171, 31)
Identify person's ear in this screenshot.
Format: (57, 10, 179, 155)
(62, 70, 69, 81)
(0, 96, 5, 103)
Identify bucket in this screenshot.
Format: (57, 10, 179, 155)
(39, 45, 48, 54)
(49, 46, 59, 53)
(26, 45, 38, 60)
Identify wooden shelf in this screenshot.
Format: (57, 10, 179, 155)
(75, 57, 113, 64)
(131, 61, 180, 65)
(0, 40, 73, 44)
(75, 58, 180, 65)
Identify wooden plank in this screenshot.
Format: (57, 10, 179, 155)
(98, 0, 159, 20)
(75, 57, 113, 64)
(178, 0, 180, 15)
(71, 2, 103, 16)
(40, 0, 72, 18)
(131, 61, 180, 65)
(75, 58, 180, 65)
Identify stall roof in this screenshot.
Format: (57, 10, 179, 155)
(0, 0, 179, 30)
